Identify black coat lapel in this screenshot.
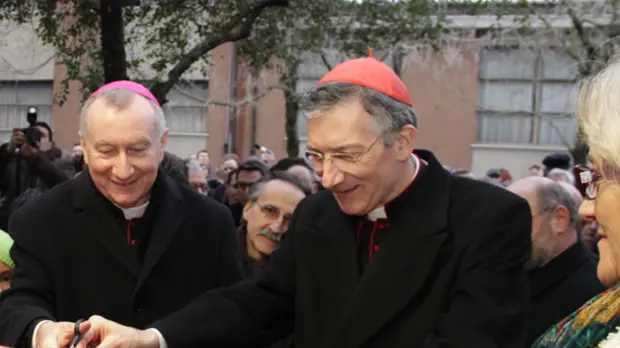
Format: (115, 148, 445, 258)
(329, 150, 452, 348)
(73, 171, 140, 277)
(135, 174, 183, 293)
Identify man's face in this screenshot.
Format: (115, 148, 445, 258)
(198, 151, 210, 167)
(235, 169, 263, 204)
(530, 167, 541, 176)
(306, 99, 412, 215)
(36, 125, 52, 151)
(81, 96, 167, 209)
(509, 185, 555, 270)
(189, 168, 207, 195)
(72, 144, 83, 157)
(243, 180, 306, 257)
(0, 261, 11, 293)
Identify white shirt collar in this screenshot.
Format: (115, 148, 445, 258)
(116, 201, 149, 220)
(367, 154, 421, 222)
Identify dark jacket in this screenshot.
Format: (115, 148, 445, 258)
(150, 150, 533, 348)
(0, 144, 69, 229)
(0, 169, 244, 347)
(526, 241, 605, 346)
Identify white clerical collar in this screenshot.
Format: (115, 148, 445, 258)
(367, 154, 421, 222)
(115, 201, 149, 220)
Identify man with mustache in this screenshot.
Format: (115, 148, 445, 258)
(239, 170, 311, 277)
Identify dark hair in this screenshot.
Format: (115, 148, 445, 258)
(270, 157, 313, 173)
(221, 153, 240, 164)
(161, 152, 189, 184)
(529, 164, 541, 170)
(196, 149, 209, 155)
(235, 159, 269, 180)
(35, 121, 53, 142)
(227, 168, 238, 184)
(248, 170, 312, 200)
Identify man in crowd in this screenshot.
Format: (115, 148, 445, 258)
(508, 176, 604, 346)
(0, 121, 69, 229)
(67, 56, 532, 347)
(226, 159, 268, 226)
(186, 160, 207, 195)
(270, 157, 315, 191)
(239, 170, 311, 277)
(0, 81, 243, 348)
(0, 229, 13, 293)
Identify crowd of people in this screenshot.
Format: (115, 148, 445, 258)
(0, 52, 619, 348)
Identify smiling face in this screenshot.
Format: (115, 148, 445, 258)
(578, 155, 620, 287)
(305, 99, 415, 215)
(81, 94, 167, 209)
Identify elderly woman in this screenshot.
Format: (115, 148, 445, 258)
(531, 59, 620, 347)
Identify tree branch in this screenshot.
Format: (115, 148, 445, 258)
(205, 84, 301, 108)
(320, 52, 333, 71)
(150, 0, 289, 104)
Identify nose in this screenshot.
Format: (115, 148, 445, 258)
(269, 216, 287, 234)
(579, 199, 596, 220)
(112, 152, 135, 181)
(320, 159, 345, 190)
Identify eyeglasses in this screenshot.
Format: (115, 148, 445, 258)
(573, 165, 602, 200)
(254, 201, 293, 229)
(304, 136, 382, 172)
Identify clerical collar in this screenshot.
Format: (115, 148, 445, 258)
(115, 201, 149, 220)
(366, 154, 422, 222)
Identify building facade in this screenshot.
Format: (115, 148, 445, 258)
(0, 19, 577, 179)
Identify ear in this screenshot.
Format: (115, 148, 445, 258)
(551, 205, 570, 234)
(79, 134, 89, 165)
(159, 130, 169, 161)
(242, 201, 254, 221)
(394, 124, 417, 162)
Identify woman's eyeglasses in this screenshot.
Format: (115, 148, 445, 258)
(573, 165, 602, 200)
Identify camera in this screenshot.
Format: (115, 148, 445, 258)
(20, 107, 41, 149)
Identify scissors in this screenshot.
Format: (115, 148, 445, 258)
(67, 319, 85, 348)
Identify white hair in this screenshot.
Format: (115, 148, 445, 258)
(79, 88, 168, 138)
(579, 54, 620, 172)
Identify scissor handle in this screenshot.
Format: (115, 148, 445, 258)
(67, 319, 85, 348)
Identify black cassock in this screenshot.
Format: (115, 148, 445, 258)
(149, 149, 532, 348)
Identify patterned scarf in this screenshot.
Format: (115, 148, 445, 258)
(532, 283, 620, 347)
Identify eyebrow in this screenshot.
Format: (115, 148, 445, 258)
(306, 143, 366, 153)
(94, 137, 151, 148)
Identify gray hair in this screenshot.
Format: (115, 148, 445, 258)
(547, 168, 575, 185)
(186, 159, 204, 175)
(300, 82, 417, 146)
(536, 181, 579, 231)
(248, 170, 312, 202)
(79, 88, 168, 137)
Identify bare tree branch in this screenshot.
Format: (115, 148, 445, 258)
(320, 52, 333, 71)
(149, 0, 289, 104)
(204, 84, 302, 107)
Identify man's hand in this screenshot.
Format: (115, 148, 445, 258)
(79, 315, 159, 348)
(35, 320, 90, 348)
(7, 129, 25, 152)
(20, 142, 37, 157)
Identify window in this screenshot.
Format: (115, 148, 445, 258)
(477, 48, 578, 147)
(0, 81, 53, 129)
(163, 81, 209, 134)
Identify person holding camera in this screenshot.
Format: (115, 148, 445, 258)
(0, 120, 69, 230)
